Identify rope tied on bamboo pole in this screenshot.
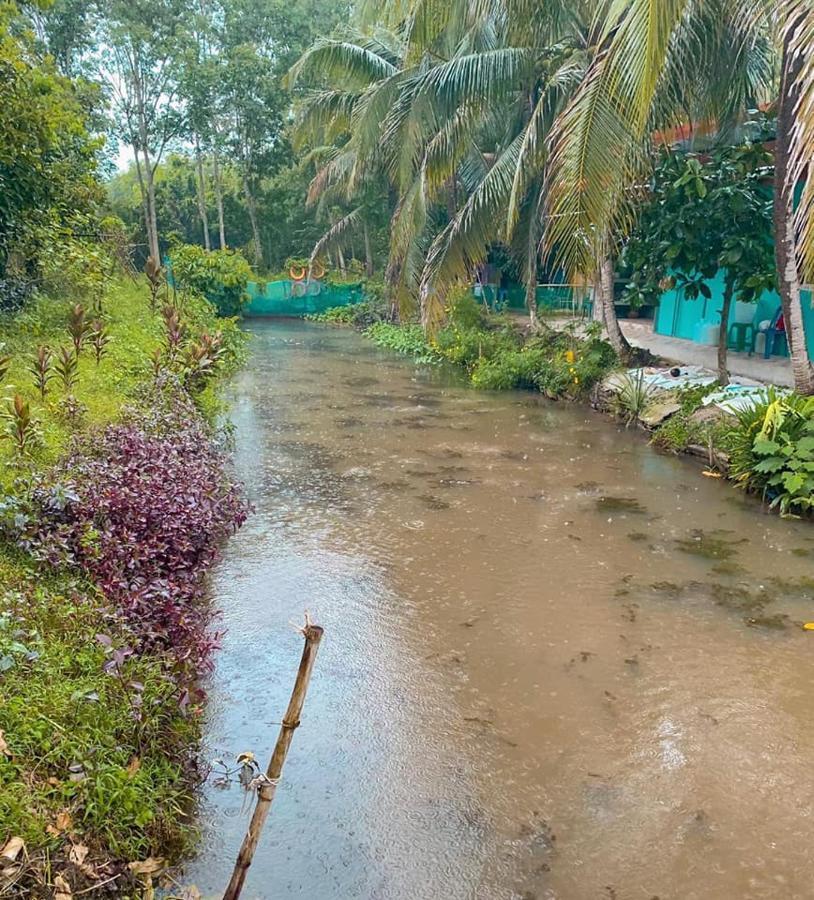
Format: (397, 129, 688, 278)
(222, 614, 324, 900)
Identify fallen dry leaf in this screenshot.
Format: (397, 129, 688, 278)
(55, 810, 73, 832)
(54, 874, 72, 900)
(0, 730, 9, 757)
(0, 836, 24, 863)
(128, 857, 165, 876)
(68, 844, 88, 866)
(176, 886, 202, 900)
(46, 825, 61, 837)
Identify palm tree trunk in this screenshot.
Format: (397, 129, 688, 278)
(524, 216, 540, 329)
(775, 32, 814, 394)
(592, 272, 604, 323)
(717, 282, 733, 386)
(363, 223, 374, 277)
(194, 136, 211, 251)
(212, 150, 227, 249)
(600, 257, 630, 356)
(525, 278, 539, 329)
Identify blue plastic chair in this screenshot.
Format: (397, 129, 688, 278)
(760, 307, 786, 359)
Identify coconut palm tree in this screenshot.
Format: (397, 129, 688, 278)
(414, 23, 593, 330)
(289, 23, 489, 321)
(292, 2, 598, 331)
(543, 0, 814, 391)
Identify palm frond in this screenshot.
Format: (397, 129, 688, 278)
(417, 47, 536, 113)
(310, 208, 364, 263)
(506, 52, 587, 233)
(287, 38, 399, 89)
(420, 131, 525, 309)
(307, 150, 357, 206)
(294, 90, 361, 147)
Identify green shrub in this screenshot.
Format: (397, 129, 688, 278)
(524, 326, 617, 399)
(364, 322, 440, 363)
(434, 324, 519, 369)
(306, 303, 361, 324)
(726, 390, 814, 516)
(470, 348, 548, 390)
(651, 383, 722, 452)
(446, 287, 486, 330)
(170, 244, 252, 317)
(611, 370, 659, 426)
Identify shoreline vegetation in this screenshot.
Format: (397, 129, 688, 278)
(0, 276, 248, 896)
(306, 294, 814, 518)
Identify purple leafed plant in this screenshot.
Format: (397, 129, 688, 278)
(21, 381, 249, 677)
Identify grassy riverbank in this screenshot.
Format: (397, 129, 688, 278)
(0, 280, 247, 893)
(309, 299, 814, 517)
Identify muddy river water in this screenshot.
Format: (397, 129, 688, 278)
(186, 321, 814, 899)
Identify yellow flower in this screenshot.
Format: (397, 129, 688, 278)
(565, 349, 575, 364)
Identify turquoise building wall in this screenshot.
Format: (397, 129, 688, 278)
(653, 272, 814, 357)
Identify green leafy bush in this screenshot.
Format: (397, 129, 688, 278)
(651, 384, 723, 452)
(470, 348, 548, 390)
(446, 287, 487, 330)
(434, 324, 520, 369)
(306, 303, 362, 324)
(170, 244, 253, 317)
(364, 322, 440, 363)
(727, 391, 814, 516)
(524, 324, 617, 399)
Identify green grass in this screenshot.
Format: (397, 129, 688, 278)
(0, 280, 164, 483)
(0, 546, 199, 862)
(651, 384, 727, 453)
(0, 279, 240, 872)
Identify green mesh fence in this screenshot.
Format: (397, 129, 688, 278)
(245, 279, 364, 317)
(477, 283, 591, 315)
(245, 278, 589, 318)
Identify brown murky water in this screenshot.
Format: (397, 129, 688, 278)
(186, 321, 814, 899)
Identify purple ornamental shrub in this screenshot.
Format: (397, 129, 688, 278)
(24, 381, 249, 675)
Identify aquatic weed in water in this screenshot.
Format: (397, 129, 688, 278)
(595, 496, 648, 515)
(674, 528, 747, 560)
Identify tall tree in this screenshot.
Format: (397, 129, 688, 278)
(99, 0, 190, 261)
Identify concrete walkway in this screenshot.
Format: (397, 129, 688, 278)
(619, 320, 793, 387)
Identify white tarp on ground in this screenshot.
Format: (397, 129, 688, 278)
(700, 384, 786, 414)
(604, 365, 717, 394)
(605, 366, 784, 414)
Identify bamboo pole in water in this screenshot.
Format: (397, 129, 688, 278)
(223, 618, 324, 900)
